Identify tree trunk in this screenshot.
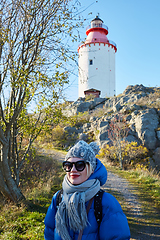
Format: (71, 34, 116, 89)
(118, 139, 123, 170)
(119, 151, 123, 170)
(1, 143, 25, 202)
(0, 170, 14, 201)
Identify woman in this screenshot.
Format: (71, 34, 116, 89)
(44, 140, 130, 240)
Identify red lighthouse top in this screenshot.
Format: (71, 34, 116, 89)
(85, 16, 109, 44)
(78, 15, 117, 52)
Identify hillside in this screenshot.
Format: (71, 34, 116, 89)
(62, 84, 160, 170)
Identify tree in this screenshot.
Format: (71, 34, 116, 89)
(108, 114, 128, 169)
(0, 0, 84, 202)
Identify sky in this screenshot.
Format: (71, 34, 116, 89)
(64, 0, 160, 101)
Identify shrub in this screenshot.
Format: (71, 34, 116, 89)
(99, 141, 149, 170)
(107, 114, 129, 169)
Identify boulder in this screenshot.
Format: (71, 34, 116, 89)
(63, 98, 108, 116)
(124, 135, 139, 144)
(90, 116, 97, 122)
(123, 84, 154, 95)
(79, 133, 88, 142)
(97, 125, 110, 142)
(134, 109, 159, 149)
(152, 147, 160, 169)
(104, 97, 117, 109)
(157, 131, 160, 140)
(99, 121, 109, 128)
(120, 104, 141, 114)
(64, 126, 78, 135)
(113, 101, 122, 112)
(82, 123, 91, 132)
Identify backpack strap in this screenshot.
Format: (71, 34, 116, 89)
(56, 189, 63, 207)
(94, 189, 104, 228)
(78, 197, 94, 240)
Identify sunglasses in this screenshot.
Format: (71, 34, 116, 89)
(62, 160, 86, 172)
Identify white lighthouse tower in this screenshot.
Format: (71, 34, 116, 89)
(78, 16, 117, 98)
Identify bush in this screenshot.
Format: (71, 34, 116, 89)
(99, 141, 149, 169)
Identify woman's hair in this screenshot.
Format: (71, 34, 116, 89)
(86, 162, 93, 177)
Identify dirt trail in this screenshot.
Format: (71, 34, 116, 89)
(39, 148, 160, 239)
(102, 172, 142, 216)
(38, 148, 66, 162)
(102, 171, 160, 240)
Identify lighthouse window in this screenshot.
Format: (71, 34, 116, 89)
(89, 59, 93, 65)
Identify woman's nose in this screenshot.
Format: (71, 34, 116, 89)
(71, 164, 77, 171)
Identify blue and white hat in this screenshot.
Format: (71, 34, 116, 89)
(65, 140, 100, 170)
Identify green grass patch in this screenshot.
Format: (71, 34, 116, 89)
(0, 206, 45, 239)
(0, 152, 64, 240)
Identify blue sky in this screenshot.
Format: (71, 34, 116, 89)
(64, 0, 160, 101)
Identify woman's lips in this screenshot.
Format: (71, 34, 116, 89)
(70, 174, 80, 178)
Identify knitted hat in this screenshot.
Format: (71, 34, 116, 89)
(65, 140, 100, 170)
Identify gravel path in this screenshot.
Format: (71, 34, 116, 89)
(102, 171, 160, 240)
(102, 171, 142, 217)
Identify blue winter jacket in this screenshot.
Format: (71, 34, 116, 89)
(44, 159, 130, 240)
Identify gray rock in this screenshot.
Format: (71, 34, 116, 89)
(125, 115, 132, 121)
(152, 147, 160, 169)
(64, 126, 78, 134)
(90, 116, 97, 122)
(119, 96, 130, 104)
(124, 135, 139, 144)
(76, 102, 91, 113)
(62, 85, 160, 156)
(99, 121, 109, 128)
(134, 109, 159, 149)
(157, 131, 160, 140)
(63, 98, 107, 116)
(97, 125, 109, 141)
(123, 84, 154, 95)
(79, 133, 88, 141)
(120, 104, 141, 114)
(129, 123, 136, 133)
(149, 157, 157, 169)
(104, 97, 116, 109)
(113, 101, 122, 112)
(82, 123, 91, 132)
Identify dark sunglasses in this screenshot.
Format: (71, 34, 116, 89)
(62, 160, 86, 172)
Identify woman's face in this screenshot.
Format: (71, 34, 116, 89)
(66, 157, 89, 185)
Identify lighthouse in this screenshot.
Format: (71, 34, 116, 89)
(78, 16, 117, 98)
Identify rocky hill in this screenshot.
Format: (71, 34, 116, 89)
(63, 84, 160, 169)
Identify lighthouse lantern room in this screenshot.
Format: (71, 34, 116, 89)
(78, 16, 117, 98)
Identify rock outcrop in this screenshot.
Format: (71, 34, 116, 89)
(63, 84, 160, 169)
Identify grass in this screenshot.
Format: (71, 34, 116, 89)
(0, 151, 64, 240)
(0, 204, 45, 239)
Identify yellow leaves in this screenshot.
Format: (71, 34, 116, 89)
(135, 163, 148, 171)
(99, 141, 149, 170)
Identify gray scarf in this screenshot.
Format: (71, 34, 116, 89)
(55, 175, 100, 240)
